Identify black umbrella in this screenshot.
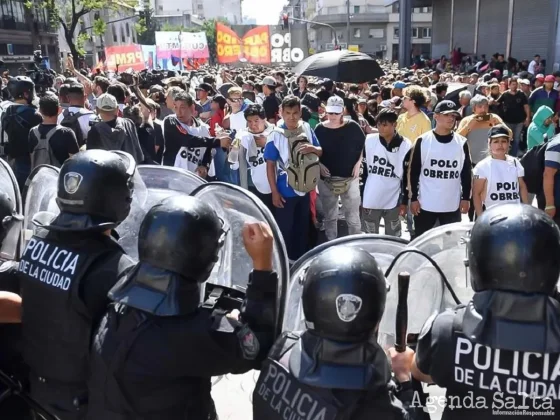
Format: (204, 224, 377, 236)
(294, 50, 384, 83)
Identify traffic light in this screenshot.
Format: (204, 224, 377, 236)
(282, 13, 289, 30)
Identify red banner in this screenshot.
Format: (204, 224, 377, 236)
(104, 45, 145, 72)
(216, 23, 271, 64)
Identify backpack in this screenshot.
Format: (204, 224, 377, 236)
(280, 123, 320, 193)
(30, 126, 63, 169)
(519, 134, 550, 194)
(61, 108, 93, 147)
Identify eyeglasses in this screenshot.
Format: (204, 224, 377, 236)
(228, 97, 243, 102)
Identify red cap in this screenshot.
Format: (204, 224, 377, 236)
(544, 75, 556, 83)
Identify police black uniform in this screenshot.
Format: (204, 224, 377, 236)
(414, 204, 560, 419)
(86, 195, 278, 419)
(0, 189, 29, 418)
(253, 247, 415, 420)
(0, 76, 42, 191)
(19, 150, 137, 420)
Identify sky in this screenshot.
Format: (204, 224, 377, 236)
(241, 0, 287, 24)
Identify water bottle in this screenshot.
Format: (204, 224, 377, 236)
(228, 137, 240, 164)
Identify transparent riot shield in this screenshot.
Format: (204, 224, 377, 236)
(192, 183, 290, 419)
(0, 158, 23, 260)
(378, 222, 474, 350)
(23, 165, 60, 246)
(282, 235, 408, 333)
(190, 182, 289, 311)
(116, 165, 206, 260)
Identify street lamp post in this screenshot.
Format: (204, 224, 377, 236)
(288, 15, 338, 48)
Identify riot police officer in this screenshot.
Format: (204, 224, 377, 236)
(0, 190, 22, 322)
(0, 76, 42, 191)
(86, 195, 279, 419)
(253, 246, 415, 420)
(412, 203, 560, 418)
(19, 150, 137, 419)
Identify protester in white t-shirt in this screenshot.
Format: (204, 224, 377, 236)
(238, 104, 284, 213)
(473, 125, 528, 217)
(362, 108, 412, 236)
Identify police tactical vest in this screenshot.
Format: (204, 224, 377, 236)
(253, 332, 396, 420)
(433, 306, 560, 419)
(19, 229, 126, 384)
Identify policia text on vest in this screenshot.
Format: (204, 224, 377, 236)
(256, 361, 337, 420)
(452, 336, 560, 408)
(18, 237, 79, 291)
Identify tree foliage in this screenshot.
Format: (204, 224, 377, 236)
(30, 0, 141, 65)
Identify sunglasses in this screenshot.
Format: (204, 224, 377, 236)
(327, 112, 342, 115)
(228, 97, 243, 102)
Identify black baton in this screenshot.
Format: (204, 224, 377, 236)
(395, 271, 410, 353)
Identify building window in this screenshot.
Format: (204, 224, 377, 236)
(12, 1, 25, 23)
(393, 28, 399, 38)
(336, 31, 343, 40)
(412, 28, 418, 38)
(422, 28, 432, 38)
(353, 5, 359, 13)
(121, 27, 126, 42)
(126, 23, 130, 37)
(424, 7, 432, 13)
(158, 5, 163, 11)
(392, 3, 399, 13)
(197, 4, 203, 9)
(112, 26, 118, 43)
(353, 28, 361, 38)
(369, 28, 383, 38)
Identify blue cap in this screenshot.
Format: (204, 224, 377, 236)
(394, 81, 406, 89)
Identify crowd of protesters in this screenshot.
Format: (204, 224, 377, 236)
(2, 49, 560, 263)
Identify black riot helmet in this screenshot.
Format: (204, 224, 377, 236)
(7, 76, 35, 104)
(52, 150, 136, 232)
(469, 204, 560, 295)
(138, 195, 226, 282)
(302, 247, 388, 342)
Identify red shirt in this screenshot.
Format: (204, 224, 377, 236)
(209, 109, 225, 136)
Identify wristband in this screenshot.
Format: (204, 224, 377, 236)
(545, 206, 556, 211)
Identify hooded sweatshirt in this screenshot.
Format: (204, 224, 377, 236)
(527, 106, 555, 150)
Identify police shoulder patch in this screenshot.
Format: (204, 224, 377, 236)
(237, 324, 260, 360)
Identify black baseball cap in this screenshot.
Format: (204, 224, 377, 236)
(195, 83, 214, 94)
(489, 125, 512, 139)
(434, 100, 460, 116)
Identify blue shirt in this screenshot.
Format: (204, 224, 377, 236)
(263, 121, 320, 198)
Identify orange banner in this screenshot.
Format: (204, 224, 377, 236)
(104, 45, 145, 72)
(216, 23, 271, 64)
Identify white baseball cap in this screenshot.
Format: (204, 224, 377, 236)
(325, 95, 344, 114)
(519, 79, 531, 86)
(96, 93, 118, 111)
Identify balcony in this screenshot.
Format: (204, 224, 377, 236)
(388, 12, 432, 23)
(0, 16, 27, 31)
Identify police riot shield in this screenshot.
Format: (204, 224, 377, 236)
(196, 182, 289, 420)
(190, 182, 289, 302)
(23, 165, 60, 246)
(0, 158, 23, 260)
(116, 165, 205, 260)
(378, 222, 474, 350)
(283, 234, 409, 333)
